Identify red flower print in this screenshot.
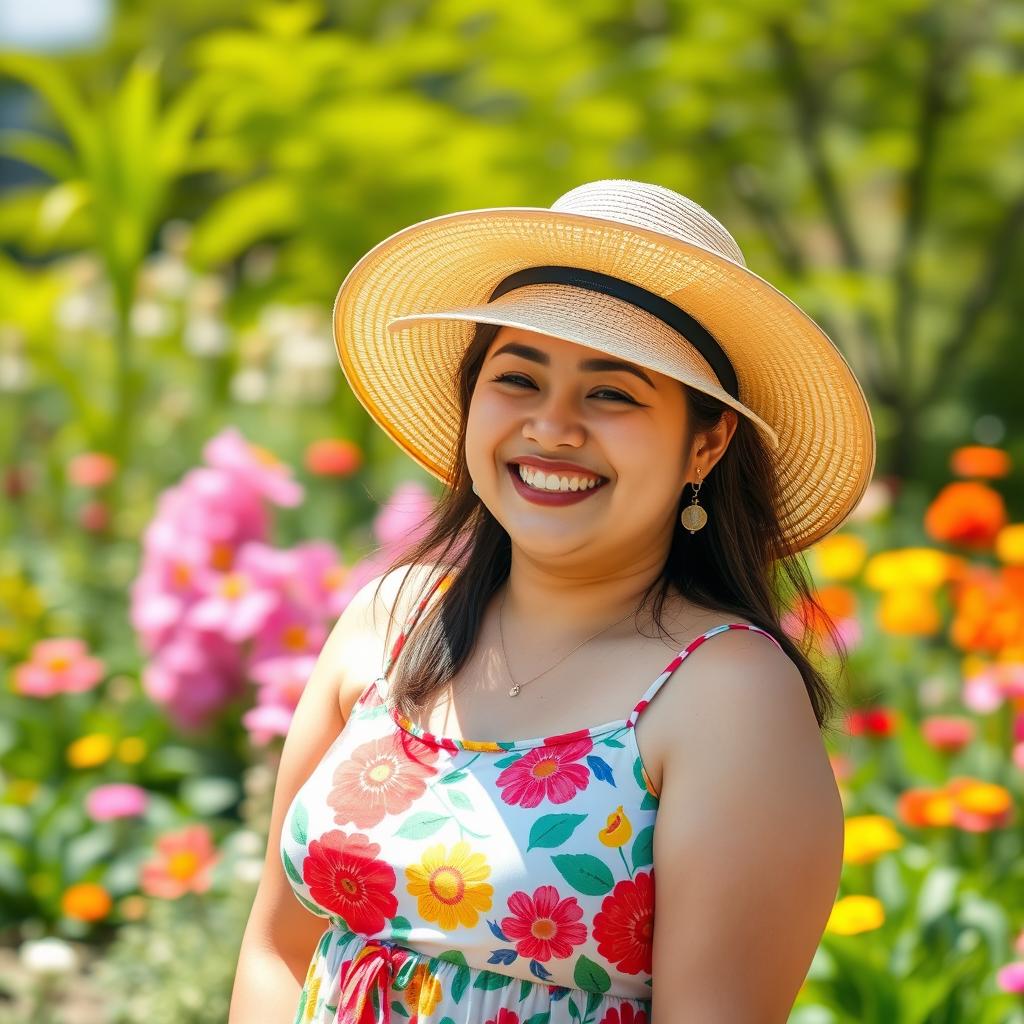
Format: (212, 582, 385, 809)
(495, 735, 593, 808)
(484, 1010, 520, 1024)
(329, 731, 440, 828)
(501, 884, 587, 962)
(302, 830, 398, 933)
(592, 870, 654, 976)
(597, 1004, 649, 1024)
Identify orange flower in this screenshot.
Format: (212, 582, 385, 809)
(877, 588, 941, 636)
(950, 567, 1024, 654)
(948, 777, 1013, 832)
(950, 445, 1011, 479)
(304, 438, 363, 477)
(67, 452, 118, 488)
(925, 482, 1007, 549)
(140, 824, 220, 899)
(897, 787, 954, 827)
(61, 882, 113, 922)
(598, 805, 633, 848)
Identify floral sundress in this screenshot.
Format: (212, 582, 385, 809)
(280, 571, 782, 1023)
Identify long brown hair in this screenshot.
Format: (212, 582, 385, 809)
(372, 321, 847, 735)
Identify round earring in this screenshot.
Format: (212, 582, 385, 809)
(680, 467, 708, 534)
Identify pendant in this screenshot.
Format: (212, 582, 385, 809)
(680, 503, 707, 534)
(508, 684, 521, 697)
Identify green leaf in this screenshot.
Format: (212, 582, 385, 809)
(395, 811, 450, 840)
(448, 789, 473, 811)
(282, 849, 304, 886)
(527, 813, 588, 851)
(451, 965, 471, 1003)
(290, 802, 309, 846)
(390, 1000, 410, 1017)
(438, 769, 467, 784)
(631, 825, 654, 870)
(573, 954, 611, 994)
(473, 969, 514, 991)
(550, 854, 614, 895)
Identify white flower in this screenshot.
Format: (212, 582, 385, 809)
(19, 937, 78, 977)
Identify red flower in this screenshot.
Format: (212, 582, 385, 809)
(329, 732, 440, 828)
(302, 830, 398, 933)
(845, 706, 899, 738)
(305, 438, 363, 477)
(484, 1011, 520, 1024)
(598, 1004, 649, 1024)
(495, 733, 593, 809)
(500, 884, 587, 962)
(592, 871, 654, 976)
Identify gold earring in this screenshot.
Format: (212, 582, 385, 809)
(680, 467, 707, 533)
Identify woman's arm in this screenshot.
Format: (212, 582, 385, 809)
(228, 565, 416, 1023)
(650, 629, 845, 1023)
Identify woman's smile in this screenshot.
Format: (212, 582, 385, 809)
(505, 461, 610, 506)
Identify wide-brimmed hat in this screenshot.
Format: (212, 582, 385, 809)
(332, 178, 875, 551)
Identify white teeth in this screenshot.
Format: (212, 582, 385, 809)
(516, 464, 603, 492)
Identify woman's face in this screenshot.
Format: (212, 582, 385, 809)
(465, 326, 698, 568)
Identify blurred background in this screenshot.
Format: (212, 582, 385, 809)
(1, 1, 1023, 1021)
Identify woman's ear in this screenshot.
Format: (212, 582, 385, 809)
(689, 409, 738, 479)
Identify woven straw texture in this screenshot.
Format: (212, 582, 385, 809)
(332, 180, 876, 552)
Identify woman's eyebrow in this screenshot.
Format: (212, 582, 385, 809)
(489, 341, 656, 389)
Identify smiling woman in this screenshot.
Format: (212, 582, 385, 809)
(231, 179, 876, 1024)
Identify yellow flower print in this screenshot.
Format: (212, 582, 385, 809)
(405, 840, 493, 930)
(462, 739, 504, 752)
(598, 805, 633, 847)
(304, 974, 321, 1020)
(401, 962, 443, 1017)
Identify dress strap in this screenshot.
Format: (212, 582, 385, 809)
(626, 623, 784, 727)
(380, 568, 455, 680)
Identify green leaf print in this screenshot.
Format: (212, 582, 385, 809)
(551, 853, 615, 896)
(295, 892, 327, 917)
(527, 813, 588, 851)
(437, 949, 468, 967)
(282, 849, 304, 886)
(394, 956, 419, 989)
(294, 989, 307, 1024)
(631, 824, 655, 870)
(602, 737, 625, 748)
(641, 790, 658, 811)
(390, 999, 410, 1017)
(390, 915, 412, 941)
(585, 989, 604, 1014)
(395, 810, 450, 839)
(290, 801, 308, 846)
(567, 999, 581, 1021)
(358, 702, 388, 720)
(451, 964, 471, 1003)
(574, 954, 611, 994)
(437, 768, 467, 784)
(439, 1018, 458, 1024)
(448, 789, 473, 811)
(493, 753, 520, 769)
(523, 1012, 552, 1024)
(473, 970, 514, 991)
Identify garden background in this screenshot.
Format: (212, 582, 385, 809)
(1, 1, 1023, 1021)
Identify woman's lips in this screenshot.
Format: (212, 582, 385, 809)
(505, 462, 609, 506)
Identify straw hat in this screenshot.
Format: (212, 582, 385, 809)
(332, 178, 875, 552)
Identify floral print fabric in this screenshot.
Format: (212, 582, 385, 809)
(281, 572, 782, 1023)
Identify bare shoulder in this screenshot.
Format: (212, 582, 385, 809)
(650, 627, 844, 1021)
(335, 561, 444, 720)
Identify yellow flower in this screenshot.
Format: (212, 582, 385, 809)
(598, 805, 633, 847)
(402, 962, 443, 1018)
(462, 739, 504, 752)
(303, 974, 321, 1021)
(826, 895, 885, 935)
(61, 882, 113, 922)
(864, 548, 948, 591)
(66, 733, 114, 768)
(812, 534, 868, 581)
(843, 815, 903, 865)
(877, 588, 941, 636)
(405, 841, 493, 930)
(117, 736, 148, 764)
(996, 524, 1024, 566)
(954, 781, 1011, 816)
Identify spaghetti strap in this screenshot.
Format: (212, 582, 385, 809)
(626, 622, 784, 727)
(380, 568, 455, 680)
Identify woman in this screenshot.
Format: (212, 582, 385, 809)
(230, 179, 875, 1023)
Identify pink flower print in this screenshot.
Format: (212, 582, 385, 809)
(496, 734, 594, 808)
(501, 884, 587, 962)
(484, 1011, 521, 1024)
(12, 638, 105, 698)
(329, 732, 441, 828)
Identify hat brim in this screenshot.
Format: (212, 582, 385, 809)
(333, 206, 876, 551)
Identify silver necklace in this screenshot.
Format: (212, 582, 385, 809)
(497, 586, 639, 697)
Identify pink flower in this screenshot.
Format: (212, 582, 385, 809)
(241, 703, 297, 745)
(67, 452, 117, 488)
(996, 961, 1024, 994)
(242, 653, 318, 743)
(140, 824, 220, 899)
(921, 715, 975, 754)
(203, 426, 303, 507)
(372, 481, 436, 548)
(496, 733, 594, 808)
(12, 638, 105, 698)
(85, 783, 149, 821)
(500, 885, 587, 961)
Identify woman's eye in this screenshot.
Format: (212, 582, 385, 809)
(488, 373, 633, 403)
